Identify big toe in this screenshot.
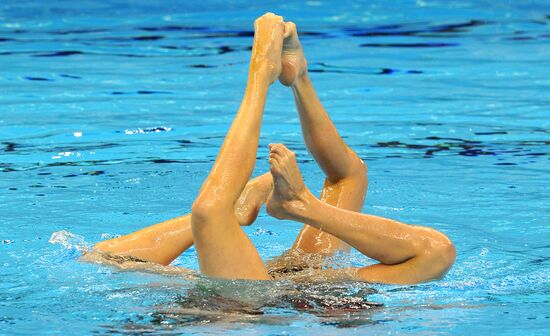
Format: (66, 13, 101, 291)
(283, 23, 300, 49)
(283, 22, 296, 38)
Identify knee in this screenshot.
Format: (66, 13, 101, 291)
(423, 232, 456, 278)
(346, 156, 368, 190)
(191, 196, 225, 223)
(357, 158, 368, 183)
(345, 146, 367, 176)
(439, 238, 456, 270)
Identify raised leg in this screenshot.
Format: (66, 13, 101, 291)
(92, 173, 272, 266)
(279, 22, 367, 256)
(266, 144, 455, 285)
(190, 13, 287, 280)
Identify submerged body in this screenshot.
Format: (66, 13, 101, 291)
(82, 248, 357, 282)
(90, 13, 455, 285)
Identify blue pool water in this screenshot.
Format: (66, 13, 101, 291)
(1, 0, 549, 334)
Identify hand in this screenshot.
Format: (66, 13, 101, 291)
(249, 13, 287, 84)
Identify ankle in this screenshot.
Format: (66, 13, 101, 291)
(291, 71, 310, 90)
(286, 188, 316, 222)
(259, 173, 274, 197)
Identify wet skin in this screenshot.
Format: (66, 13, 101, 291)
(91, 13, 455, 285)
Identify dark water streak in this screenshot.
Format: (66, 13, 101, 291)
(1, 135, 547, 173)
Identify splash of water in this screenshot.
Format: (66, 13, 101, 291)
(49, 230, 90, 251)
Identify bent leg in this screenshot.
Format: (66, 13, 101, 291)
(192, 75, 270, 279)
(267, 144, 455, 284)
(289, 174, 367, 256)
(191, 13, 287, 280)
(279, 23, 367, 256)
(94, 215, 193, 266)
(93, 173, 272, 266)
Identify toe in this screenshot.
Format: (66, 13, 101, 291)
(269, 143, 284, 154)
(283, 22, 296, 38)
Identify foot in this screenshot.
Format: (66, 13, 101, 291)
(266, 144, 311, 220)
(235, 173, 273, 226)
(279, 22, 308, 87)
(249, 13, 286, 85)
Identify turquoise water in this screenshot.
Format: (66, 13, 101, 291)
(1, 0, 549, 334)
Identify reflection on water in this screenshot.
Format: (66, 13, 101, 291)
(52, 230, 382, 330)
(151, 281, 381, 328)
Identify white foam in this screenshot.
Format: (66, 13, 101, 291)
(49, 230, 90, 251)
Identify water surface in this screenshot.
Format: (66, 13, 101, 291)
(1, 0, 549, 334)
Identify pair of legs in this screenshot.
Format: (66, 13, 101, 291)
(93, 14, 455, 284)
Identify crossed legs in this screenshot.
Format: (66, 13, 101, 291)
(92, 16, 455, 284)
(93, 20, 366, 274)
(269, 24, 454, 284)
(266, 143, 455, 284)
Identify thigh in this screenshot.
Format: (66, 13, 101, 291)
(81, 251, 198, 278)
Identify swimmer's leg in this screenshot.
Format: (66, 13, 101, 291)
(279, 23, 367, 256)
(93, 173, 272, 266)
(266, 144, 455, 284)
(191, 13, 286, 280)
(94, 215, 193, 266)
